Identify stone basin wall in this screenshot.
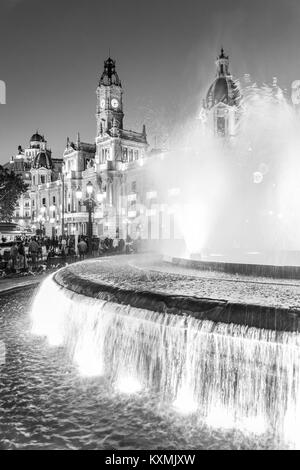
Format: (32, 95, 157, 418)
(54, 265, 300, 333)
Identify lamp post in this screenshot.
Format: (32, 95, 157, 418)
(76, 181, 95, 254)
(38, 205, 46, 236)
(50, 204, 56, 239)
(61, 170, 65, 237)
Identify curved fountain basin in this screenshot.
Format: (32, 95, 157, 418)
(54, 255, 300, 332)
(30, 254, 300, 448)
(171, 254, 300, 280)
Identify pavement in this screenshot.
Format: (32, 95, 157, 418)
(0, 271, 54, 294)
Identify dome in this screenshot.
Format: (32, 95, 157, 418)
(205, 76, 240, 110)
(30, 132, 45, 143)
(205, 48, 241, 110)
(32, 150, 52, 169)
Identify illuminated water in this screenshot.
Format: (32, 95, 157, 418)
(146, 80, 300, 259)
(0, 286, 284, 450)
(25, 270, 300, 450)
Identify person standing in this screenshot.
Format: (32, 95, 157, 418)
(28, 237, 39, 270)
(18, 241, 27, 271)
(61, 237, 67, 255)
(77, 238, 87, 260)
(10, 243, 18, 271)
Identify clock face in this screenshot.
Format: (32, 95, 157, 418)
(111, 98, 119, 109)
(100, 99, 105, 109)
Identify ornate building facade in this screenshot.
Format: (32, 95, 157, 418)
(202, 48, 241, 137)
(8, 50, 245, 246)
(6, 133, 63, 234)
(8, 57, 152, 240)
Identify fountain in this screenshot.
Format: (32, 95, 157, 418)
(29, 62, 300, 449)
(140, 69, 300, 267)
(30, 254, 300, 449)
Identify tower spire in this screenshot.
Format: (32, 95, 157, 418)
(216, 47, 230, 77)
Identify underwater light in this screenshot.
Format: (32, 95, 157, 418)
(116, 376, 142, 394)
(206, 405, 235, 430)
(240, 416, 267, 435)
(173, 385, 197, 415)
(74, 346, 104, 378)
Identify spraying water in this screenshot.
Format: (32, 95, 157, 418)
(146, 72, 300, 261)
(31, 274, 300, 448)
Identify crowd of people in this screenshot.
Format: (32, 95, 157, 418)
(0, 233, 140, 275)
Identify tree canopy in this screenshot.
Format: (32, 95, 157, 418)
(0, 166, 28, 222)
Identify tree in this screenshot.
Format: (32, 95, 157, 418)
(0, 166, 28, 222)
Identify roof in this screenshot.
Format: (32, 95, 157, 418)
(30, 132, 45, 143)
(99, 57, 122, 87)
(119, 129, 147, 144)
(206, 76, 240, 109)
(32, 149, 53, 169)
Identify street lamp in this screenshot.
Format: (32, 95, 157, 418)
(76, 181, 96, 254)
(87, 181, 93, 196)
(60, 165, 66, 238)
(76, 186, 83, 200)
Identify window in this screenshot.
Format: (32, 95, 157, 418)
(32, 200, 35, 207)
(123, 147, 128, 162)
(33, 176, 36, 185)
(53, 196, 56, 204)
(42, 198, 46, 206)
(134, 150, 139, 160)
(41, 175, 45, 184)
(129, 149, 133, 162)
(131, 181, 137, 192)
(217, 117, 225, 136)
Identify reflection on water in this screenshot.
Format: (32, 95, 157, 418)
(0, 283, 295, 449)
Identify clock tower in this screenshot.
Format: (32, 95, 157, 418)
(96, 57, 124, 136)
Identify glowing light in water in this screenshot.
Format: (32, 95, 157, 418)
(283, 387, 300, 450)
(206, 405, 235, 430)
(31, 275, 300, 448)
(176, 203, 208, 255)
(173, 385, 197, 415)
(116, 376, 142, 395)
(74, 341, 104, 377)
(30, 274, 66, 346)
(240, 416, 267, 435)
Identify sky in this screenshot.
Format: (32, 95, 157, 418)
(0, 0, 300, 163)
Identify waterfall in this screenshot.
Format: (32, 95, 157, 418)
(30, 274, 300, 448)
